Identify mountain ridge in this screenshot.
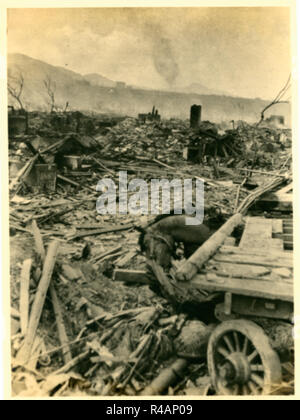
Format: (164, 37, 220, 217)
(7, 53, 291, 125)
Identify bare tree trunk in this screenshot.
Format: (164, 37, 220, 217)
(256, 74, 291, 127)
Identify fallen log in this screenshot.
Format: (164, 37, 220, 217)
(140, 358, 188, 396)
(175, 213, 243, 282)
(16, 240, 60, 365)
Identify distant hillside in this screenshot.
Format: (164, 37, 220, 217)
(84, 73, 116, 88)
(7, 53, 291, 126)
(175, 82, 230, 97)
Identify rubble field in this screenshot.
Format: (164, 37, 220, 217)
(9, 110, 293, 397)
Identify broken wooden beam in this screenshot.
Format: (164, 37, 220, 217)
(113, 269, 150, 285)
(148, 259, 178, 306)
(57, 174, 96, 193)
(236, 168, 288, 177)
(16, 240, 60, 364)
(236, 176, 288, 215)
(91, 156, 115, 176)
(19, 259, 32, 335)
(71, 223, 134, 239)
(140, 358, 188, 396)
(115, 250, 137, 267)
(49, 284, 73, 364)
(233, 177, 247, 213)
(91, 245, 122, 263)
(32, 221, 73, 364)
(39, 138, 67, 154)
(190, 272, 293, 302)
(51, 350, 90, 376)
(175, 213, 243, 282)
(31, 220, 46, 260)
(10, 154, 40, 193)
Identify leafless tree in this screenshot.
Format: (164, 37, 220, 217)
(8, 70, 25, 110)
(43, 74, 57, 112)
(64, 101, 69, 113)
(256, 74, 291, 126)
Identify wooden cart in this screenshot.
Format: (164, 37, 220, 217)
(188, 216, 293, 395)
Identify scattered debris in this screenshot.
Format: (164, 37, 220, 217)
(9, 108, 293, 397)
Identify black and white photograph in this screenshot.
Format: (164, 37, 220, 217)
(0, 1, 298, 399)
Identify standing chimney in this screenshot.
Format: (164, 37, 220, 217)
(190, 105, 202, 129)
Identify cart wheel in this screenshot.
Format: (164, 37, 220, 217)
(208, 320, 282, 395)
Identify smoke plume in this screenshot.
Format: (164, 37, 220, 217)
(144, 23, 179, 87)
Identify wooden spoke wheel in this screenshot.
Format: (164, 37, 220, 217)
(207, 320, 282, 395)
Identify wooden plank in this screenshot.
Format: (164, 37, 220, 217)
(19, 259, 32, 335)
(16, 241, 60, 364)
(283, 220, 293, 226)
(71, 223, 134, 239)
(31, 220, 73, 365)
(231, 295, 293, 321)
(91, 245, 122, 263)
(49, 284, 73, 364)
(239, 217, 284, 250)
(273, 233, 293, 242)
(236, 168, 287, 177)
(223, 237, 236, 246)
(204, 263, 292, 284)
(219, 246, 293, 260)
(115, 251, 137, 268)
(272, 219, 283, 234)
(284, 242, 293, 251)
(206, 262, 272, 278)
(239, 238, 284, 251)
(212, 253, 293, 269)
(275, 183, 293, 194)
(113, 269, 149, 284)
(239, 217, 273, 249)
(269, 238, 284, 250)
(190, 273, 293, 302)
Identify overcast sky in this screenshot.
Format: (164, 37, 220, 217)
(7, 7, 291, 99)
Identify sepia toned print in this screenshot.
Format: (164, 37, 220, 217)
(4, 3, 295, 398)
